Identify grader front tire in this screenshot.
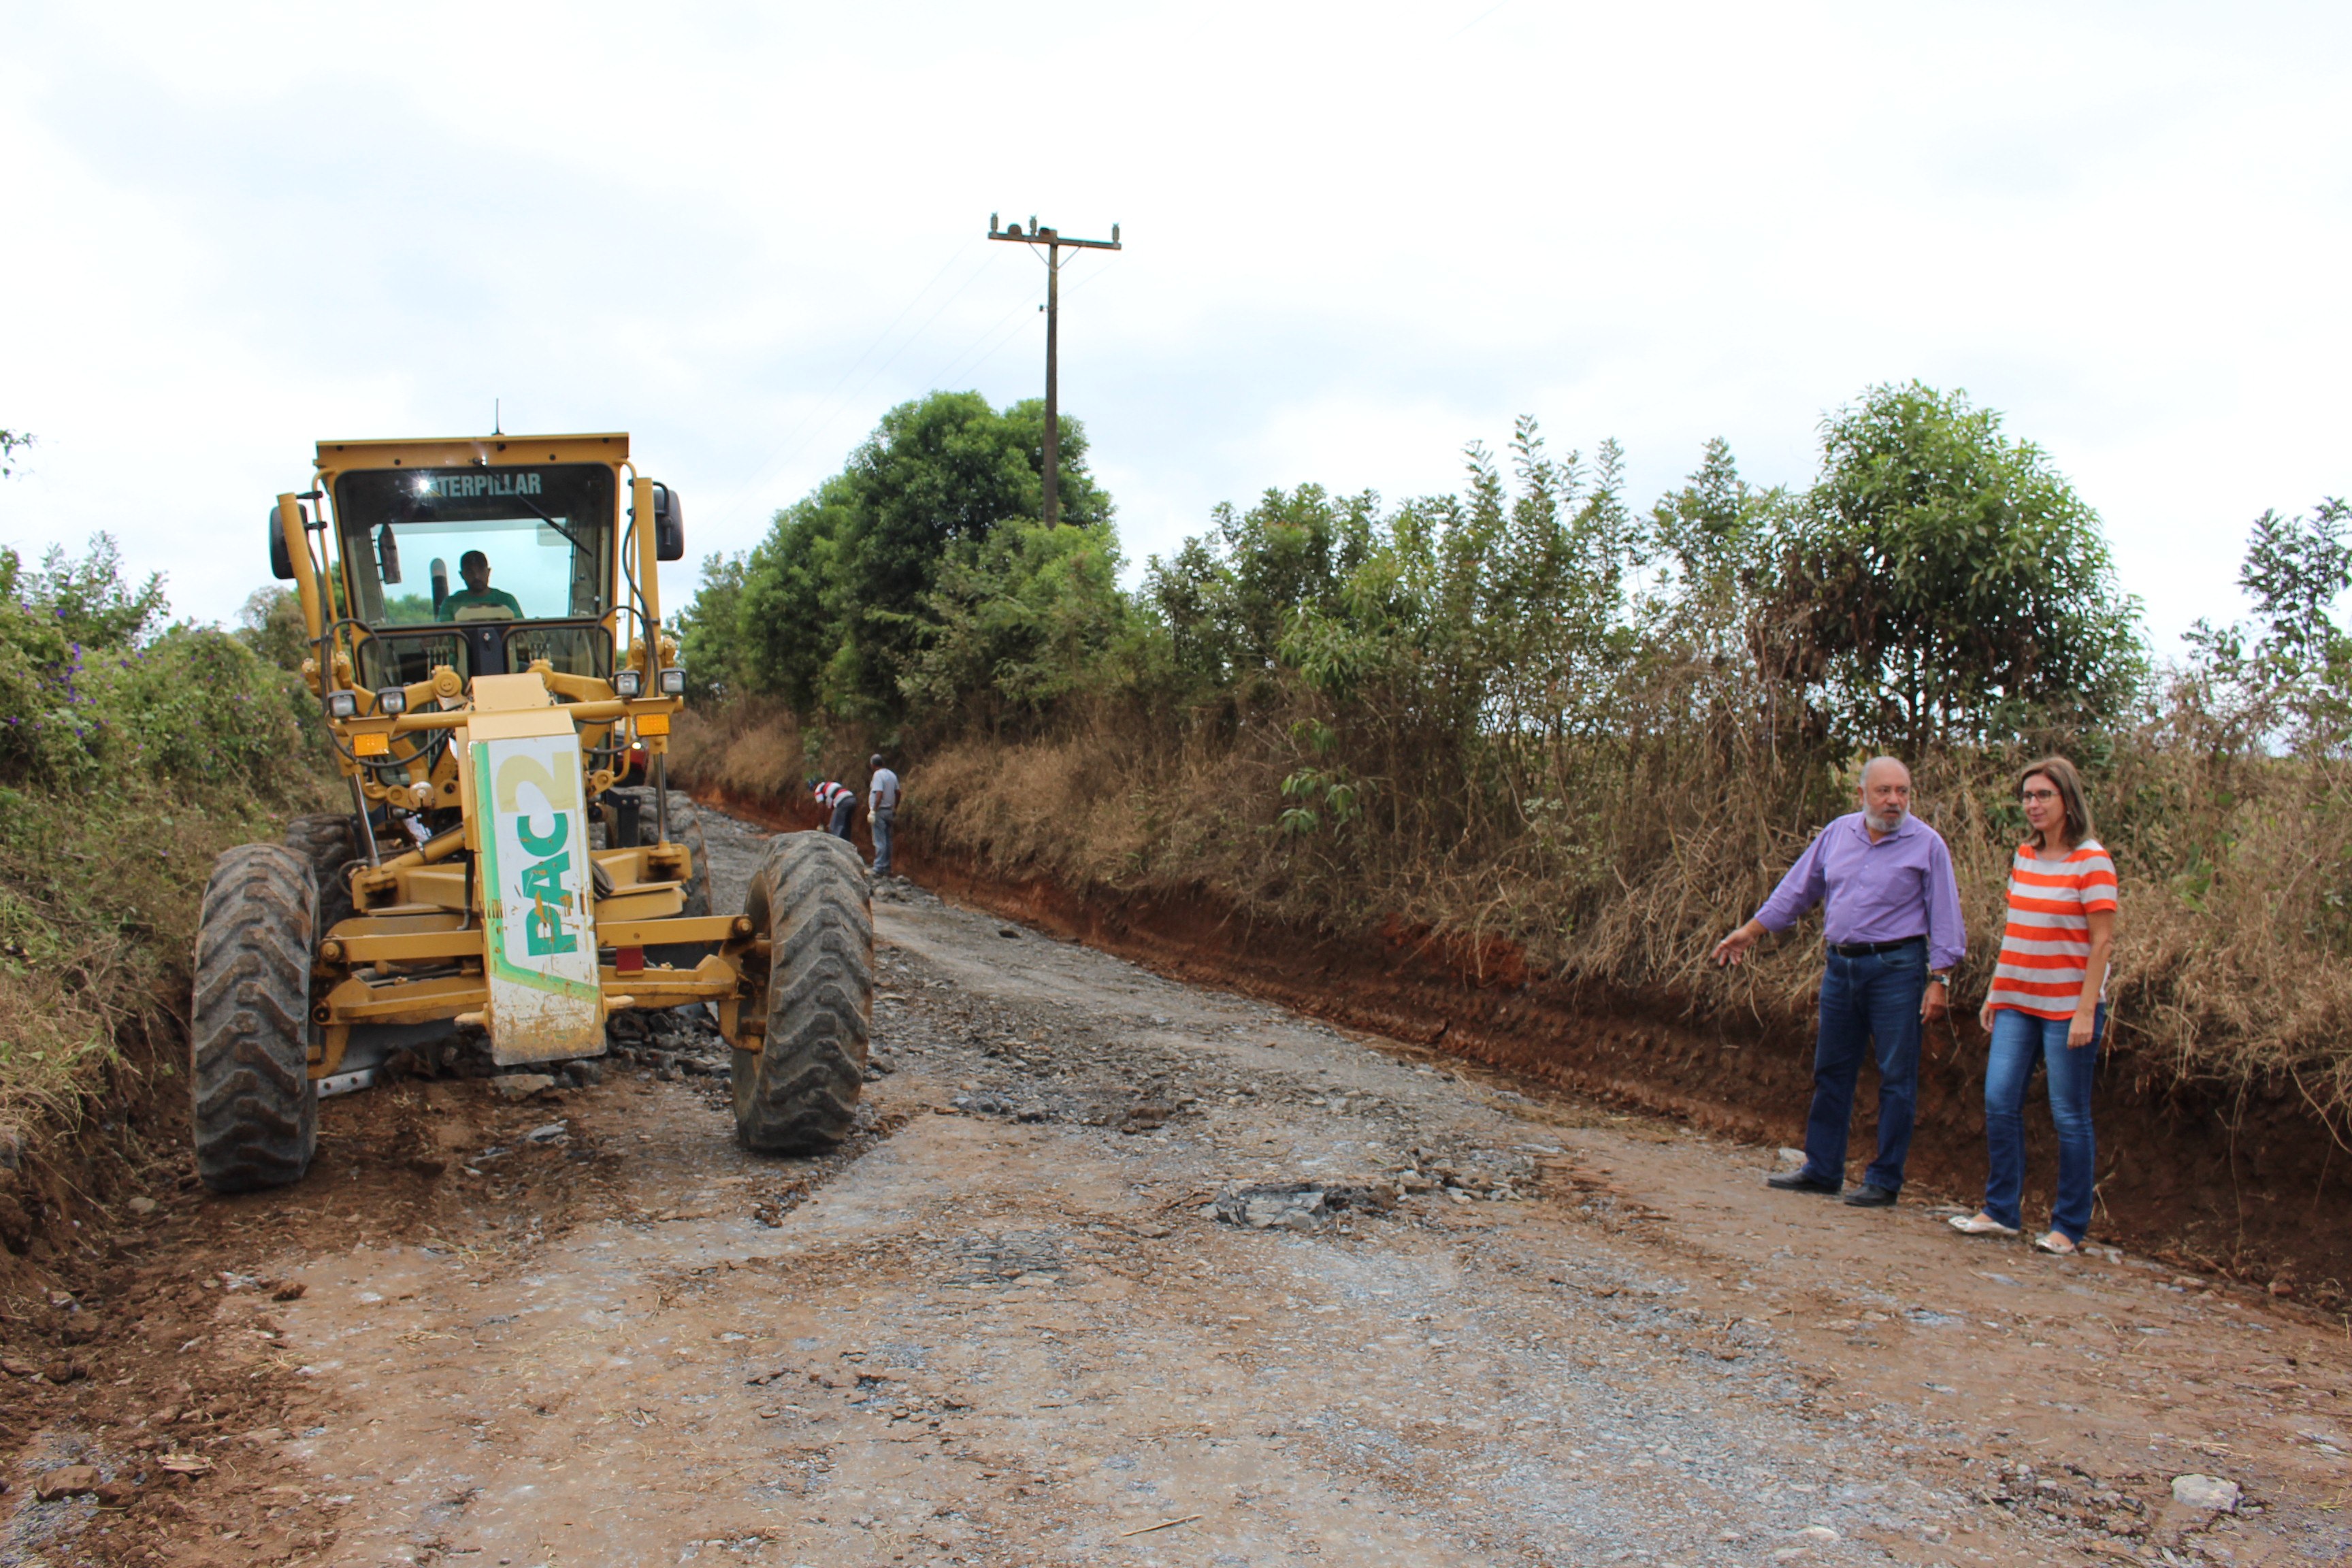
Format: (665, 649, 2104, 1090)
(733, 832, 871, 1156)
(191, 844, 319, 1194)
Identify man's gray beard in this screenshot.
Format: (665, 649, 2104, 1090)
(1866, 809, 1905, 833)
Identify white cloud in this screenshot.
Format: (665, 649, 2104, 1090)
(0, 0, 2344, 644)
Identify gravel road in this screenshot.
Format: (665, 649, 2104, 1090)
(5, 804, 2347, 1567)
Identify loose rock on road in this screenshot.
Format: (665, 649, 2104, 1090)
(5, 804, 2347, 1567)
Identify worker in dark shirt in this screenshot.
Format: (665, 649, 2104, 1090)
(436, 550, 524, 620)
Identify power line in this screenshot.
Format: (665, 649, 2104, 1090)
(949, 256, 1119, 387)
(782, 250, 1011, 464)
(719, 242, 988, 532)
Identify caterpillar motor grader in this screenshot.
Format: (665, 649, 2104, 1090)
(192, 431, 872, 1193)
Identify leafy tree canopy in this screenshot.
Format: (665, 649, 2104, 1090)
(1776, 381, 2144, 746)
(682, 392, 1110, 721)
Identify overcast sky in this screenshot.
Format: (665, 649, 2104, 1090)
(1, 1, 2345, 648)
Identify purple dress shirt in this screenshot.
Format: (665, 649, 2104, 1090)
(1752, 811, 1966, 971)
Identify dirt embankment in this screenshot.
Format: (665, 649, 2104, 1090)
(698, 783, 2352, 1304)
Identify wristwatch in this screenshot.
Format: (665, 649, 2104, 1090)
(1928, 971, 1953, 986)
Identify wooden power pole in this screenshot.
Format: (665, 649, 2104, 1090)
(987, 214, 1121, 527)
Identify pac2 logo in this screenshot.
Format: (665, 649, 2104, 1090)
(491, 748, 587, 962)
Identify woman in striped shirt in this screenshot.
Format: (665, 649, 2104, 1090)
(1950, 755, 2117, 1256)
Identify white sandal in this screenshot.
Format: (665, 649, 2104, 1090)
(1948, 1213, 2020, 1237)
(2033, 1231, 2080, 1256)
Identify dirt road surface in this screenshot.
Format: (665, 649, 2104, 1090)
(5, 805, 2349, 1567)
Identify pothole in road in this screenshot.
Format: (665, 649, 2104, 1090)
(946, 1229, 1071, 1285)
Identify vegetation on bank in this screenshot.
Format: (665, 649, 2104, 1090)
(679, 384, 2352, 1131)
(0, 540, 329, 1140)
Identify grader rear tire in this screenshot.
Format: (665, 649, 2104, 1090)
(282, 812, 359, 934)
(732, 832, 870, 1155)
(191, 844, 318, 1194)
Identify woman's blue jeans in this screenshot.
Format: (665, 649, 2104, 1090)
(1982, 1005, 2104, 1242)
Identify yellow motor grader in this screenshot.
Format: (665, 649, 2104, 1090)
(193, 431, 871, 1192)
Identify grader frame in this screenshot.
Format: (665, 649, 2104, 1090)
(191, 431, 872, 1193)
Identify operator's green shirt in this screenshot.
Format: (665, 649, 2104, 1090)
(436, 587, 524, 621)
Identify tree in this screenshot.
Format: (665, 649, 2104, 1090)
(2239, 498, 2351, 677)
(1143, 483, 1380, 698)
(0, 429, 30, 478)
(901, 519, 1131, 728)
(689, 392, 1112, 721)
(2186, 498, 2352, 751)
(235, 587, 310, 672)
(674, 551, 750, 703)
(1778, 382, 2144, 746)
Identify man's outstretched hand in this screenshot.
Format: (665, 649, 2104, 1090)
(1712, 920, 1766, 968)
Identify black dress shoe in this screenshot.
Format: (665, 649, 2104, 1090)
(1842, 1183, 1898, 1207)
(1766, 1170, 1840, 1194)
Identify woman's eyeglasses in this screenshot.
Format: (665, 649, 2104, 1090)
(2020, 788, 2059, 802)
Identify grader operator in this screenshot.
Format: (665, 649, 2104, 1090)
(192, 432, 872, 1192)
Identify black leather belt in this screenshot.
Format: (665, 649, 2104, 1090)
(1827, 936, 1925, 957)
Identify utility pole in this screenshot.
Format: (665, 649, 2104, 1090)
(988, 213, 1121, 527)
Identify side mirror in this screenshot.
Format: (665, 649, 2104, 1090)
(269, 509, 295, 581)
(653, 483, 685, 562)
(377, 525, 403, 585)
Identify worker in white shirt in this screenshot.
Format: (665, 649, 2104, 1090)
(868, 754, 900, 879)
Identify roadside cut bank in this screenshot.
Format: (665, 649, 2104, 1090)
(0, 542, 332, 1290)
(690, 775, 2352, 1307)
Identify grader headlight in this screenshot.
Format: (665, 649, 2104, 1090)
(375, 687, 407, 716)
(657, 668, 685, 696)
(612, 669, 642, 698)
(326, 690, 358, 719)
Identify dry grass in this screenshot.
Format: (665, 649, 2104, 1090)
(677, 692, 2352, 1134)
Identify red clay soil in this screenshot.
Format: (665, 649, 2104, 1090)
(701, 785, 2352, 1305)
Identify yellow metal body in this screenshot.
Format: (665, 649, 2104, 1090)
(274, 433, 750, 1077)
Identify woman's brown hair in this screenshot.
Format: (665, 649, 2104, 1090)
(2018, 755, 2095, 849)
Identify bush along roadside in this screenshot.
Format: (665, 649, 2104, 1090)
(0, 540, 333, 1267)
(674, 385, 2352, 1301)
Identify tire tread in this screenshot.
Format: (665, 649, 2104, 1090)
(734, 832, 870, 1154)
(191, 843, 318, 1193)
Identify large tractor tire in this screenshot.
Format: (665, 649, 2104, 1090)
(733, 831, 871, 1155)
(283, 812, 360, 934)
(191, 844, 318, 1193)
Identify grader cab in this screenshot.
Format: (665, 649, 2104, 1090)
(192, 432, 872, 1193)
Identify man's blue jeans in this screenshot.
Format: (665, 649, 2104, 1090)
(1801, 942, 1927, 1192)
(872, 806, 894, 877)
(1982, 1005, 2103, 1243)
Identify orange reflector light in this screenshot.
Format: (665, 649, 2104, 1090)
(636, 713, 671, 737)
(353, 732, 391, 757)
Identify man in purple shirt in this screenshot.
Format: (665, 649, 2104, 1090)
(1713, 757, 1965, 1207)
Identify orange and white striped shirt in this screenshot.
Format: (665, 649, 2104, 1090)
(1987, 840, 2118, 1020)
